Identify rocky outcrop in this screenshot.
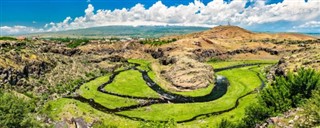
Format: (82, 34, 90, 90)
(88, 55, 127, 63)
(193, 47, 284, 61)
(0, 40, 131, 95)
(40, 46, 81, 56)
(144, 48, 164, 59)
(269, 47, 320, 80)
(0, 62, 53, 86)
(193, 49, 222, 61)
(161, 54, 214, 90)
(0, 65, 49, 86)
(256, 108, 317, 128)
(54, 117, 90, 128)
(0, 41, 26, 49)
(0, 51, 54, 86)
(159, 55, 177, 65)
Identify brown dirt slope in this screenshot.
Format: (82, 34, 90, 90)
(166, 25, 316, 41)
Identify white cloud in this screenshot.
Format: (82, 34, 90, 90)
(0, 26, 44, 35)
(1, 0, 320, 35)
(294, 21, 320, 28)
(45, 17, 72, 32)
(43, 0, 320, 31)
(241, 0, 320, 25)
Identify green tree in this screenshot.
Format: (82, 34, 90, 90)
(242, 103, 272, 127)
(0, 90, 40, 127)
(241, 68, 320, 127)
(260, 68, 320, 113)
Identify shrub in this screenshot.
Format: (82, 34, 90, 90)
(50, 37, 71, 42)
(241, 68, 320, 127)
(0, 36, 17, 41)
(139, 38, 177, 46)
(207, 57, 224, 63)
(260, 68, 320, 113)
(48, 38, 89, 48)
(92, 122, 118, 128)
(67, 39, 89, 48)
(217, 119, 241, 128)
(0, 90, 40, 127)
(138, 119, 176, 128)
(242, 103, 273, 127)
(109, 37, 120, 41)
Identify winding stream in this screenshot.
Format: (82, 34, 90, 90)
(64, 62, 270, 123)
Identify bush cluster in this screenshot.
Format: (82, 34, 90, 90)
(0, 36, 17, 41)
(0, 90, 41, 127)
(48, 38, 90, 48)
(139, 38, 177, 46)
(218, 68, 320, 127)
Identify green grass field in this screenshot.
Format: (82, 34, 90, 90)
(43, 59, 275, 127)
(179, 94, 258, 128)
(105, 70, 160, 98)
(117, 66, 262, 122)
(77, 74, 141, 109)
(128, 59, 152, 71)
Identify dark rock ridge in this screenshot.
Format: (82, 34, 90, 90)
(0, 52, 54, 86)
(192, 47, 287, 60)
(144, 48, 164, 59)
(40, 45, 81, 56)
(268, 46, 320, 81)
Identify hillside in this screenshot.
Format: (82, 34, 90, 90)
(2, 25, 319, 92)
(0, 25, 319, 128)
(164, 25, 316, 40)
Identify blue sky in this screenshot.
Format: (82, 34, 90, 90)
(1, 0, 319, 35)
(1, 0, 284, 27)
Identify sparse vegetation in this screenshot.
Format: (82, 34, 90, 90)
(109, 37, 121, 41)
(66, 38, 90, 48)
(48, 37, 72, 42)
(302, 90, 320, 127)
(249, 38, 320, 45)
(47, 37, 90, 48)
(209, 59, 278, 69)
(207, 57, 224, 63)
(138, 119, 176, 128)
(139, 38, 177, 46)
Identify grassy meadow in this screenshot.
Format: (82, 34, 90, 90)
(43, 59, 275, 127)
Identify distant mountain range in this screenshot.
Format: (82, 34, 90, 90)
(27, 26, 211, 38)
(25, 25, 320, 39)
